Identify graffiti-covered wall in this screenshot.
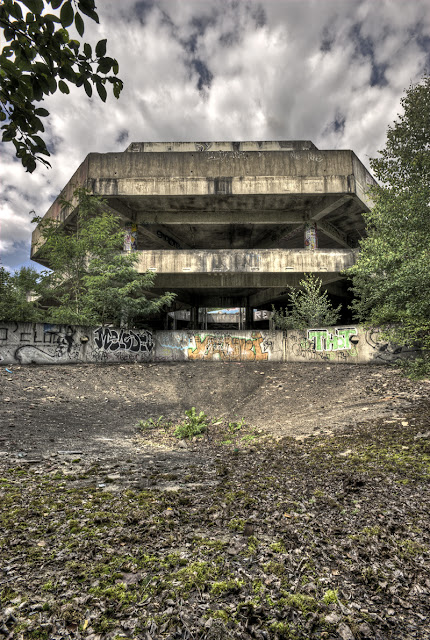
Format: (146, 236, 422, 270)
(0, 322, 154, 365)
(286, 325, 419, 364)
(0, 323, 419, 365)
(154, 331, 283, 361)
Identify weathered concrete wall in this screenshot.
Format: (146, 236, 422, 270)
(0, 323, 418, 365)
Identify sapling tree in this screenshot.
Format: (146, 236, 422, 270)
(272, 274, 342, 330)
(32, 188, 175, 326)
(0, 265, 43, 321)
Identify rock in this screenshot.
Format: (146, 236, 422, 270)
(337, 623, 354, 640)
(358, 622, 373, 638)
(325, 612, 341, 625)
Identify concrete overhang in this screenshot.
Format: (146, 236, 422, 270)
(31, 140, 376, 263)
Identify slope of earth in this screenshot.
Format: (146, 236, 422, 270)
(0, 362, 429, 458)
(0, 362, 429, 640)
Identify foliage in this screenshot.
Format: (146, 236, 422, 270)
(348, 75, 430, 373)
(227, 417, 247, 434)
(32, 188, 175, 326)
(272, 274, 342, 330)
(0, 265, 43, 321)
(138, 416, 172, 432)
(0, 0, 123, 172)
(174, 407, 209, 439)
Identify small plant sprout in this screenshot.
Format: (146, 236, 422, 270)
(322, 588, 338, 605)
(138, 416, 172, 431)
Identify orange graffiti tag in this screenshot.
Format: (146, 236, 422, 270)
(188, 333, 269, 361)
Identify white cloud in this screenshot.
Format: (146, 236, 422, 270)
(1, 0, 429, 270)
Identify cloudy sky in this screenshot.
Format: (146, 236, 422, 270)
(1, 0, 429, 272)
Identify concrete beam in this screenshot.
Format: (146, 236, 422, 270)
(248, 273, 346, 307)
(249, 225, 297, 249)
(311, 195, 353, 221)
(131, 210, 306, 225)
(138, 225, 191, 250)
(317, 220, 354, 249)
(137, 248, 357, 275)
(98, 201, 192, 250)
(93, 175, 353, 199)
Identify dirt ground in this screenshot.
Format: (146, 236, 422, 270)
(1, 361, 429, 461)
(1, 362, 430, 640)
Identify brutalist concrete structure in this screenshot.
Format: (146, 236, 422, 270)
(31, 141, 376, 328)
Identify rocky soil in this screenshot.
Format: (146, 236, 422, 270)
(0, 362, 429, 639)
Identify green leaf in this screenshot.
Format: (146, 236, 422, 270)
(96, 81, 107, 102)
(26, 157, 37, 173)
(97, 57, 113, 74)
(74, 11, 84, 36)
(84, 79, 92, 97)
(10, 2, 23, 20)
(31, 134, 46, 148)
(50, 0, 63, 9)
(77, 1, 99, 23)
(34, 107, 50, 117)
(58, 80, 70, 94)
(60, 1, 74, 27)
(83, 42, 92, 58)
(95, 39, 107, 57)
(21, 0, 44, 15)
(2, 128, 15, 142)
(113, 81, 122, 99)
(0, 112, 6, 121)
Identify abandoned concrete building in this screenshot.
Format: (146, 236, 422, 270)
(31, 141, 376, 329)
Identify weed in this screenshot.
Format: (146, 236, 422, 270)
(270, 541, 286, 553)
(174, 407, 209, 439)
(322, 588, 338, 605)
(210, 609, 231, 623)
(210, 579, 244, 595)
(269, 620, 294, 639)
(138, 416, 171, 431)
(227, 417, 247, 433)
(228, 518, 245, 532)
(279, 592, 318, 613)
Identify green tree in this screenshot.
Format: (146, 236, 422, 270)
(0, 0, 123, 172)
(0, 265, 43, 321)
(348, 75, 430, 371)
(272, 274, 342, 330)
(32, 189, 175, 326)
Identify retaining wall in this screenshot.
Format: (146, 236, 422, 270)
(0, 322, 418, 366)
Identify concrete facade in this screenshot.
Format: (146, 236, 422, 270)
(0, 322, 419, 365)
(31, 141, 376, 325)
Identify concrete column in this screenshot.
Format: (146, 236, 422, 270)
(190, 306, 198, 329)
(304, 221, 318, 250)
(123, 224, 138, 252)
(245, 305, 253, 330)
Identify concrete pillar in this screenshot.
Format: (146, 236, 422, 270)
(245, 305, 253, 330)
(304, 221, 318, 250)
(123, 224, 138, 252)
(190, 306, 198, 329)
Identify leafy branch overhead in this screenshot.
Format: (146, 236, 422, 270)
(0, 0, 123, 172)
